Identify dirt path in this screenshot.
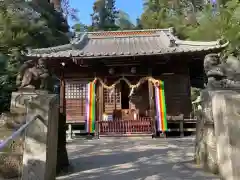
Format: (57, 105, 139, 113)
(57, 136, 220, 180)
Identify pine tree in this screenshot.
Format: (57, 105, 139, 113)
(135, 18, 143, 29)
(90, 0, 119, 31)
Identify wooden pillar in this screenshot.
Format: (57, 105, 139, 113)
(96, 82, 103, 138)
(56, 65, 69, 173)
(59, 76, 65, 114)
(148, 68, 156, 138)
(180, 118, 184, 137)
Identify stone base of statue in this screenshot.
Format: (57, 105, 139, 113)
(195, 90, 240, 180)
(0, 90, 40, 179)
(0, 90, 55, 179)
(21, 92, 59, 180)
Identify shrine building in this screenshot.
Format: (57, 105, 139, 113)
(26, 28, 227, 136)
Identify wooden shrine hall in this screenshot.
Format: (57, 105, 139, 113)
(27, 28, 227, 137)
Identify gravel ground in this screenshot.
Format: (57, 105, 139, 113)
(57, 136, 220, 180)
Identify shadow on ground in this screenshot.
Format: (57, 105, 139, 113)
(57, 137, 220, 180)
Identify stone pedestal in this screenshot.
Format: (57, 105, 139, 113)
(21, 92, 59, 180)
(195, 91, 218, 174)
(0, 91, 39, 179)
(196, 90, 240, 180)
(10, 91, 40, 114)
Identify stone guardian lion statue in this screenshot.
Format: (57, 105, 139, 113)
(204, 53, 240, 89)
(16, 57, 50, 90)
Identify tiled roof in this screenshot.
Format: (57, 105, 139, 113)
(27, 28, 228, 58)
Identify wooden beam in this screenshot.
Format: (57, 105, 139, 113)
(148, 68, 156, 137)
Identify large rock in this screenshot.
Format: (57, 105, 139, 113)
(196, 90, 240, 180)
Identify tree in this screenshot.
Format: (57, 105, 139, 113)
(61, 0, 79, 21)
(0, 0, 71, 171)
(72, 22, 88, 32)
(141, 0, 176, 29)
(135, 17, 143, 29)
(184, 0, 240, 56)
(28, 0, 70, 47)
(0, 0, 70, 112)
(91, 0, 119, 31)
(140, 0, 240, 57)
(116, 10, 135, 30)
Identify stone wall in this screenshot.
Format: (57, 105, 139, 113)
(196, 90, 240, 180)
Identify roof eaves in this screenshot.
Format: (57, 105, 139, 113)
(27, 43, 226, 58)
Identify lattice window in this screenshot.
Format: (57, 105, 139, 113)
(65, 81, 88, 122)
(66, 82, 87, 98)
(104, 88, 121, 114)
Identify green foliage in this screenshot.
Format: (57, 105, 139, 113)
(28, 0, 70, 47)
(116, 10, 135, 30)
(82, 0, 141, 32)
(135, 17, 143, 30)
(72, 23, 88, 32)
(183, 1, 239, 55)
(141, 0, 240, 57)
(0, 0, 70, 112)
(91, 0, 119, 31)
(61, 0, 79, 21)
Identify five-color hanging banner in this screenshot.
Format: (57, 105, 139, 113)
(85, 81, 96, 133)
(154, 80, 168, 132)
(85, 79, 168, 133)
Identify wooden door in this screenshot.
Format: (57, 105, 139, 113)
(65, 80, 88, 123)
(103, 87, 121, 114)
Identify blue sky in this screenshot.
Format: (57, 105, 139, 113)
(69, 0, 143, 27)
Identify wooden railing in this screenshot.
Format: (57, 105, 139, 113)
(98, 117, 153, 136)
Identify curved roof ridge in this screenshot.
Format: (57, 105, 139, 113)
(85, 28, 172, 34)
(157, 31, 172, 47)
(175, 39, 229, 46)
(89, 34, 161, 39)
(28, 44, 73, 54)
(82, 28, 173, 38)
(71, 32, 88, 45)
(28, 33, 88, 54)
